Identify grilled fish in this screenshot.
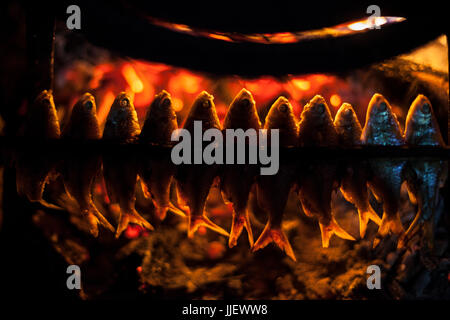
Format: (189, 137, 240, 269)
(139, 90, 186, 220)
(16, 90, 62, 210)
(334, 103, 381, 238)
(175, 91, 229, 237)
(400, 95, 448, 249)
(361, 93, 406, 247)
(297, 95, 355, 248)
(102, 92, 153, 237)
(252, 96, 297, 261)
(62, 93, 114, 236)
(221, 88, 261, 247)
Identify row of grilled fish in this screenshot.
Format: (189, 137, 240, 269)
(15, 89, 447, 261)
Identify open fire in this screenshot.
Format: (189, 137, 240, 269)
(1, 2, 449, 302)
(58, 59, 356, 127)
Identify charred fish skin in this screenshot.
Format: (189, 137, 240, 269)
(297, 95, 355, 248)
(175, 91, 229, 238)
(361, 93, 406, 247)
(16, 90, 62, 210)
(103, 92, 141, 142)
(63, 93, 100, 140)
(139, 90, 185, 221)
(400, 95, 448, 249)
(298, 95, 338, 147)
(252, 96, 297, 261)
(24, 90, 61, 139)
(102, 92, 153, 238)
(221, 88, 261, 248)
(334, 103, 381, 238)
(62, 93, 114, 237)
(223, 88, 261, 130)
(334, 103, 362, 147)
(140, 90, 178, 146)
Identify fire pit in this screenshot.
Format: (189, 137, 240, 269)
(0, 1, 448, 302)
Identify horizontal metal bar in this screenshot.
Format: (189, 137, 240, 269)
(0, 137, 449, 160)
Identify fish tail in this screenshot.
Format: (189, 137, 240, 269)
(398, 208, 435, 250)
(373, 213, 404, 248)
(228, 208, 254, 248)
(89, 202, 115, 234)
(358, 207, 382, 238)
(319, 218, 356, 248)
(19, 175, 63, 210)
(172, 182, 190, 213)
(406, 184, 418, 205)
(167, 202, 187, 218)
(115, 207, 154, 238)
(115, 212, 130, 238)
(153, 204, 168, 221)
(187, 215, 229, 238)
(31, 199, 65, 211)
(299, 199, 315, 218)
(82, 209, 100, 238)
(398, 207, 421, 249)
(139, 178, 152, 199)
(252, 222, 296, 261)
(153, 201, 186, 221)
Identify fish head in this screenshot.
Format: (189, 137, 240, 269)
(298, 95, 337, 146)
(334, 103, 362, 146)
(141, 90, 178, 143)
(301, 95, 332, 123)
(111, 92, 134, 113)
(184, 91, 220, 131)
(264, 96, 298, 146)
(104, 92, 140, 140)
(27, 90, 60, 138)
(65, 93, 100, 139)
(365, 94, 392, 125)
(361, 93, 404, 146)
(223, 88, 261, 130)
(33, 90, 56, 117)
(35, 89, 54, 106)
(74, 92, 97, 115)
(405, 95, 444, 146)
(148, 90, 177, 121)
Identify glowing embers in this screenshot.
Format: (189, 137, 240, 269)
(121, 64, 144, 93)
(345, 16, 404, 31)
(61, 58, 354, 131)
(147, 16, 406, 44)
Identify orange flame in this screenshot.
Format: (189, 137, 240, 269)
(148, 16, 405, 44)
(122, 64, 144, 93)
(169, 71, 203, 95)
(291, 79, 311, 91)
(61, 55, 367, 128)
(348, 17, 389, 31)
(208, 33, 233, 42)
(172, 97, 184, 112)
(97, 90, 116, 125)
(269, 32, 298, 44)
(330, 94, 342, 107)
